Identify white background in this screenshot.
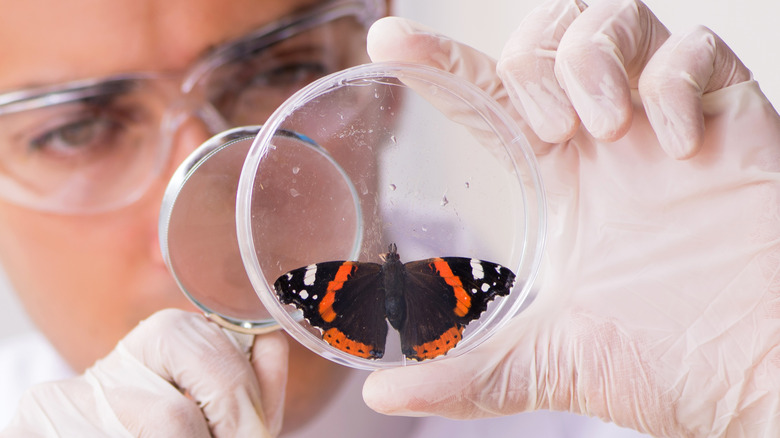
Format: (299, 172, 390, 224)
(2, 0, 779, 340)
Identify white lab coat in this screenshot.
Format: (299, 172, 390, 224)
(0, 332, 651, 437)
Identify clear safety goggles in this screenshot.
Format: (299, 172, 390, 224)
(0, 0, 384, 214)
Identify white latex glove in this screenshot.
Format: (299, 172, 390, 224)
(0, 309, 288, 437)
(363, 0, 780, 436)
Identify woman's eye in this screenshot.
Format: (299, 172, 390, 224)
(251, 62, 328, 89)
(29, 114, 123, 157)
(208, 59, 332, 122)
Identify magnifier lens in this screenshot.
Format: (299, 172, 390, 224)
(160, 126, 362, 332)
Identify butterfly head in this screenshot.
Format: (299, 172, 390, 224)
(380, 243, 400, 263)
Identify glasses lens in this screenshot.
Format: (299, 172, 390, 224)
(196, 15, 371, 127)
(0, 78, 172, 213)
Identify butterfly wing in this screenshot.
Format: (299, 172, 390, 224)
(400, 257, 516, 360)
(274, 261, 388, 359)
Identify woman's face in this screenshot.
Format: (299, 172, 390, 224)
(0, 0, 368, 372)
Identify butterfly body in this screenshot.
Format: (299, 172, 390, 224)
(380, 247, 406, 331)
(274, 243, 516, 361)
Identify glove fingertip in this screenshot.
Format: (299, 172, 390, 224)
(527, 99, 581, 144)
(251, 332, 289, 437)
(362, 371, 396, 413)
(663, 134, 702, 161)
(366, 17, 401, 62)
(366, 17, 437, 63)
(554, 59, 633, 142)
(498, 68, 580, 144)
(362, 371, 422, 416)
(643, 98, 704, 160)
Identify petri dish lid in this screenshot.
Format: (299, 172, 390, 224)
(237, 61, 546, 369)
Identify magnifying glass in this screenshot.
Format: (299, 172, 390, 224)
(159, 126, 363, 334)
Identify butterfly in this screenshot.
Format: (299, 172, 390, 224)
(273, 243, 516, 360)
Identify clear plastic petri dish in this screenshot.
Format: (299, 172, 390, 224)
(236, 61, 546, 369)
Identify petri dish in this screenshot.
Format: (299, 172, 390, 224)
(236, 61, 546, 369)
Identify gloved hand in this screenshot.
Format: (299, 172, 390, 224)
(363, 0, 780, 436)
(0, 309, 288, 437)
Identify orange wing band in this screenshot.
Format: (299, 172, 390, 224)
(323, 328, 377, 359)
(431, 259, 471, 317)
(411, 326, 464, 360)
(318, 263, 355, 323)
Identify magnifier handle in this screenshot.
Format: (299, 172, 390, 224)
(220, 328, 255, 357)
(204, 312, 282, 356)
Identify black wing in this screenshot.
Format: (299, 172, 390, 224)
(399, 257, 516, 360)
(274, 261, 388, 359)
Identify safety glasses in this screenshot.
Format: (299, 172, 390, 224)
(0, 0, 384, 214)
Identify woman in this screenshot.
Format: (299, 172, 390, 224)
(2, 0, 778, 435)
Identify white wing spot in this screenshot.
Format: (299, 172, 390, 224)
(286, 272, 293, 280)
(470, 259, 484, 280)
(299, 290, 309, 300)
(303, 264, 318, 286)
(481, 283, 491, 292)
